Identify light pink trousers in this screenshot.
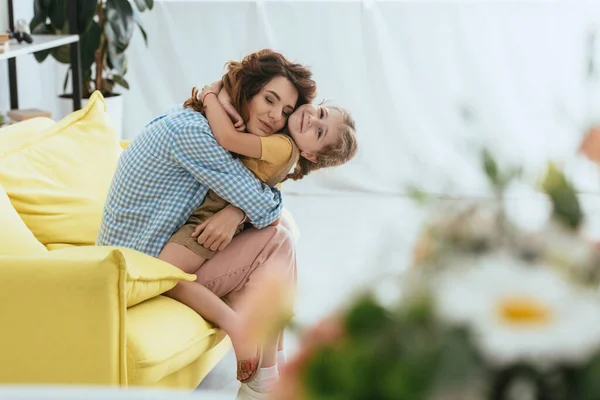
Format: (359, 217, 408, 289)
(193, 218, 297, 311)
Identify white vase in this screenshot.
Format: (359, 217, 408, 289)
(58, 93, 124, 140)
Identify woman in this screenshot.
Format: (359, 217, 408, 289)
(160, 57, 357, 397)
(97, 49, 317, 398)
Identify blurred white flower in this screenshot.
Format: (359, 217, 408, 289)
(534, 220, 600, 288)
(434, 254, 600, 367)
(504, 181, 552, 233)
(582, 210, 600, 242)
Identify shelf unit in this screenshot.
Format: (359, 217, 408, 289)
(4, 0, 82, 111)
(0, 35, 79, 62)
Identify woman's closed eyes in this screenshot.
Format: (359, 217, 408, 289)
(265, 95, 292, 118)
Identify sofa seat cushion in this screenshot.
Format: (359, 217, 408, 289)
(126, 295, 223, 386)
(0, 91, 122, 248)
(47, 246, 197, 307)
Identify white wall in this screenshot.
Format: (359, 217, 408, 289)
(2, 1, 600, 196)
(0, 1, 8, 33)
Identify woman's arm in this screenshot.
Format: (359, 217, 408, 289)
(200, 84, 262, 159)
(169, 116, 282, 228)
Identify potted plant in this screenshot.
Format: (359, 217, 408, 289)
(30, 0, 154, 137)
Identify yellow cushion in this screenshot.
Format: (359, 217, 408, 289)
(47, 246, 197, 307)
(0, 183, 47, 255)
(126, 295, 224, 385)
(0, 91, 122, 248)
(0, 117, 56, 150)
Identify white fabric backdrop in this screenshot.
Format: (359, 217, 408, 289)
(2, 1, 600, 196)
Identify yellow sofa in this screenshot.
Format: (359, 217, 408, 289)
(0, 92, 231, 388)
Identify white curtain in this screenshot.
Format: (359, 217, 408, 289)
(2, 1, 600, 196)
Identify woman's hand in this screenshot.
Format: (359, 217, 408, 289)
(191, 204, 245, 252)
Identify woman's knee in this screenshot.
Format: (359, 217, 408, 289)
(261, 225, 297, 282)
(273, 223, 295, 246)
(279, 213, 297, 238)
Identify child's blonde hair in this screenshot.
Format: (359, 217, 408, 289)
(284, 106, 358, 182)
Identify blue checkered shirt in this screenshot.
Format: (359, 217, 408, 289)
(96, 105, 282, 257)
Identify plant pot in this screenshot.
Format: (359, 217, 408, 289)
(58, 93, 124, 140)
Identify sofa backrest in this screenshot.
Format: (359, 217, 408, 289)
(0, 92, 123, 249)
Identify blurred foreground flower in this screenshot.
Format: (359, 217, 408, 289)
(434, 255, 600, 368)
(237, 272, 296, 347)
(273, 294, 486, 400)
(579, 125, 600, 164)
(276, 151, 600, 400)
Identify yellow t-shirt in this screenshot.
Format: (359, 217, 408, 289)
(240, 134, 295, 186)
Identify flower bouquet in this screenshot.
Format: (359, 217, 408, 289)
(275, 151, 600, 400)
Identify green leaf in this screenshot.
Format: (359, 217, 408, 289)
(31, 23, 56, 62)
(51, 45, 71, 64)
(112, 74, 130, 90)
(76, 0, 98, 34)
(482, 148, 500, 187)
(344, 296, 391, 339)
(48, 0, 67, 31)
(80, 21, 101, 71)
(430, 328, 483, 395)
(541, 162, 583, 230)
(576, 354, 600, 399)
(107, 0, 134, 16)
(133, 11, 148, 46)
(303, 347, 344, 398)
(33, 0, 52, 20)
(336, 340, 385, 398)
(29, 14, 46, 33)
(404, 295, 434, 324)
(107, 42, 127, 75)
(133, 0, 147, 12)
(145, 0, 154, 10)
(106, 0, 135, 53)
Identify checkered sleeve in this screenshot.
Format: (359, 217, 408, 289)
(170, 118, 283, 228)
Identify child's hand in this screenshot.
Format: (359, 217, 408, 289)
(198, 81, 246, 132)
(217, 87, 246, 132)
(197, 81, 223, 103)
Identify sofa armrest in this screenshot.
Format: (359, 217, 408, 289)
(0, 249, 128, 385)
